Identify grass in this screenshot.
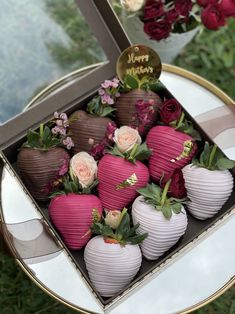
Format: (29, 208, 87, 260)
(1, 3, 235, 314)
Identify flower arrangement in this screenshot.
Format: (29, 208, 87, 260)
(120, 0, 235, 41)
(23, 111, 74, 150)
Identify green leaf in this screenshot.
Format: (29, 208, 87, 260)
(100, 106, 116, 117)
(27, 130, 41, 148)
(200, 142, 210, 167)
(87, 96, 101, 115)
(109, 145, 125, 158)
(124, 74, 139, 89)
(43, 126, 51, 144)
(116, 212, 130, 236)
(171, 203, 182, 214)
(137, 185, 157, 200)
(216, 158, 235, 170)
(149, 183, 161, 200)
(134, 143, 152, 161)
(127, 233, 148, 245)
(102, 225, 115, 238)
(162, 205, 172, 219)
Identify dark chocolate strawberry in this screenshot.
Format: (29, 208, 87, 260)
(69, 110, 113, 154)
(115, 89, 162, 136)
(17, 115, 72, 202)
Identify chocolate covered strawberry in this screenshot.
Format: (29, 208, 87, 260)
(98, 126, 150, 211)
(17, 112, 73, 202)
(84, 208, 147, 297)
(69, 78, 119, 158)
(147, 102, 200, 182)
(183, 143, 234, 220)
(115, 75, 162, 136)
(49, 152, 102, 249)
(132, 180, 188, 260)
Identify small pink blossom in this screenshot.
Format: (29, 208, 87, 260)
(59, 159, 69, 176)
(56, 119, 63, 127)
(101, 80, 113, 89)
(98, 88, 105, 95)
(60, 113, 68, 121)
(63, 136, 74, 150)
(90, 142, 106, 160)
(54, 112, 59, 119)
(106, 122, 117, 141)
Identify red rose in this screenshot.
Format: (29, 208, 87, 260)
(166, 9, 179, 24)
(144, 20, 172, 41)
(161, 169, 187, 199)
(201, 4, 226, 30)
(160, 99, 182, 124)
(219, 0, 235, 17)
(175, 0, 193, 17)
(144, 0, 164, 20)
(197, 0, 217, 7)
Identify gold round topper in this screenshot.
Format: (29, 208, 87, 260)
(116, 45, 162, 83)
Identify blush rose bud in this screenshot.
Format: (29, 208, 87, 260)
(70, 152, 97, 188)
(114, 126, 142, 153)
(104, 210, 122, 229)
(120, 0, 146, 12)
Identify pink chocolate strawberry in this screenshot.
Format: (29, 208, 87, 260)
(97, 126, 150, 211)
(147, 125, 197, 182)
(98, 154, 149, 211)
(49, 194, 102, 249)
(49, 152, 102, 249)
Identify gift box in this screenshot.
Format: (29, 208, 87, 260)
(0, 1, 235, 313)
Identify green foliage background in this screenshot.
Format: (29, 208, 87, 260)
(0, 0, 235, 313)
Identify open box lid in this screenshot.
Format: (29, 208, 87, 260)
(0, 0, 130, 149)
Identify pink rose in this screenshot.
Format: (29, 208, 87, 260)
(104, 210, 122, 229)
(201, 4, 226, 30)
(144, 20, 172, 41)
(219, 0, 235, 17)
(70, 152, 97, 188)
(114, 126, 141, 153)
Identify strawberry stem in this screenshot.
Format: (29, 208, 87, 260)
(39, 123, 45, 148)
(129, 143, 139, 159)
(160, 179, 171, 207)
(118, 207, 127, 225)
(208, 144, 217, 170)
(177, 112, 185, 129)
